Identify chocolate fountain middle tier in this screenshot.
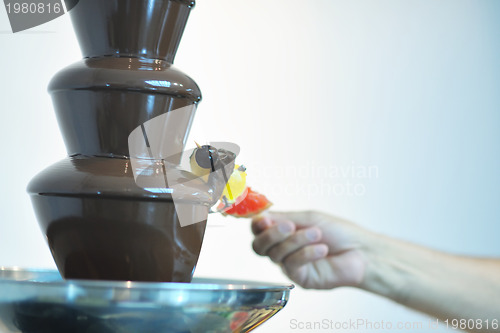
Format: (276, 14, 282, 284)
(49, 57, 201, 158)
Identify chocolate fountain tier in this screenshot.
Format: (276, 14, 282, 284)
(68, 0, 195, 61)
(49, 57, 201, 158)
(36, 201, 206, 282)
(0, 268, 293, 333)
(27, 156, 218, 202)
(49, 57, 201, 100)
(27, 155, 235, 282)
(27, 158, 206, 282)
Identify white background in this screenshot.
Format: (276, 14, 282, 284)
(1, 1, 499, 332)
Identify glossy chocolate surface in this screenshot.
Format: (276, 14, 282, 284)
(31, 195, 206, 282)
(49, 56, 201, 158)
(27, 155, 231, 203)
(69, 0, 195, 61)
(28, 0, 208, 282)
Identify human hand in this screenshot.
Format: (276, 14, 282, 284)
(254, 211, 500, 325)
(251, 211, 370, 289)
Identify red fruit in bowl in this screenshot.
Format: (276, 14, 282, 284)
(230, 311, 250, 331)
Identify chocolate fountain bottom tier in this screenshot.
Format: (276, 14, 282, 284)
(30, 195, 207, 282)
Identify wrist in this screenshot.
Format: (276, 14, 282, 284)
(357, 231, 417, 303)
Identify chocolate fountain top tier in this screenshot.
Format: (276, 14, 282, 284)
(69, 0, 195, 62)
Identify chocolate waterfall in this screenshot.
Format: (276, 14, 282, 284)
(27, 0, 221, 282)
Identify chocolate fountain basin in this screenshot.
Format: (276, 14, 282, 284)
(0, 268, 293, 333)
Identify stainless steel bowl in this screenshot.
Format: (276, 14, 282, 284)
(0, 268, 293, 333)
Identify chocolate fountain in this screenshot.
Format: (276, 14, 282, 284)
(0, 1, 293, 332)
(27, 0, 215, 283)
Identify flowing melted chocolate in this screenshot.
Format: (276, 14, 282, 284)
(27, 0, 211, 283)
(34, 195, 206, 282)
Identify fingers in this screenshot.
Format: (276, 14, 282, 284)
(283, 244, 329, 272)
(264, 210, 321, 229)
(252, 211, 331, 278)
(251, 215, 273, 235)
(267, 227, 323, 263)
(252, 221, 296, 256)
(251, 210, 317, 235)
(251, 212, 295, 235)
(252, 211, 326, 261)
